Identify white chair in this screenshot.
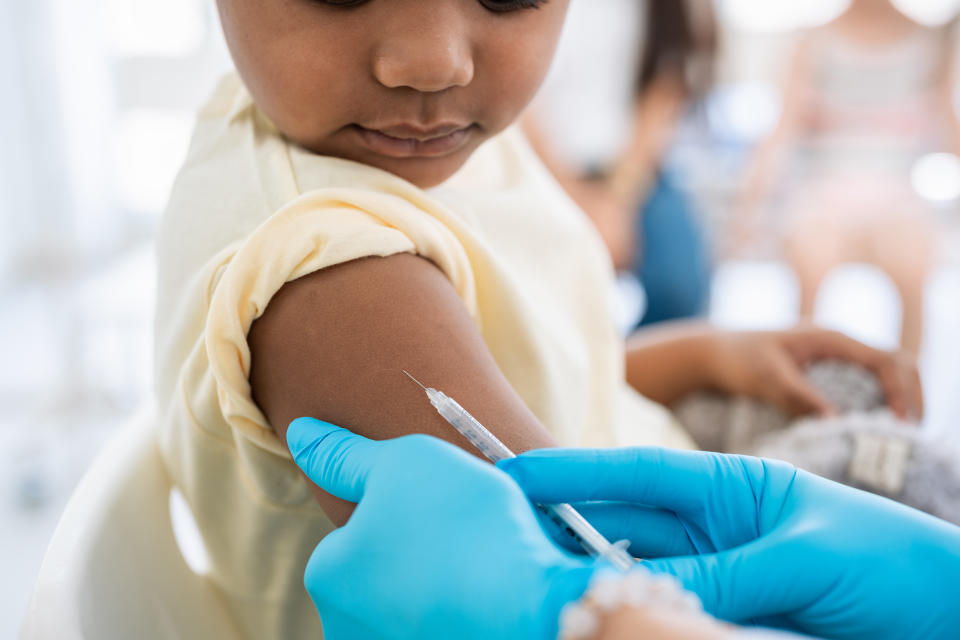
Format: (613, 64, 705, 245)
(20, 407, 242, 640)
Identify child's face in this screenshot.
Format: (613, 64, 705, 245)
(217, 0, 570, 188)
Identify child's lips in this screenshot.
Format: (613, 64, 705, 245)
(352, 124, 476, 159)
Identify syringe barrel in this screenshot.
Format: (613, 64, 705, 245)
(430, 391, 515, 462)
(544, 504, 635, 572)
(426, 386, 634, 571)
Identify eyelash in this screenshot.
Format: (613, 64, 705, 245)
(314, 0, 549, 13)
(479, 0, 548, 12)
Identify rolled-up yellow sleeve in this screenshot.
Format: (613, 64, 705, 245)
(202, 187, 477, 457)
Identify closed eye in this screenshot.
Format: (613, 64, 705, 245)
(310, 0, 549, 12)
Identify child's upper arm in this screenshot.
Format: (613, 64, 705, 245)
(248, 252, 555, 525)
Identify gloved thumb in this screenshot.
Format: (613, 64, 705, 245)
(643, 546, 765, 625)
(287, 417, 381, 503)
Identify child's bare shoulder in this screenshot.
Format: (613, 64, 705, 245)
(248, 252, 554, 524)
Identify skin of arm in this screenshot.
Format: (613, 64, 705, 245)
(625, 323, 924, 419)
(248, 253, 556, 525)
(521, 74, 686, 269)
(595, 605, 737, 640)
(937, 21, 960, 157)
(521, 112, 637, 268)
(624, 322, 718, 407)
(735, 35, 813, 248)
(607, 73, 687, 204)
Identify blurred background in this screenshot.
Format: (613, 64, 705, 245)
(2, 0, 960, 636)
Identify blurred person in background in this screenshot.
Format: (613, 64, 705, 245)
(738, 0, 960, 356)
(524, 0, 717, 329)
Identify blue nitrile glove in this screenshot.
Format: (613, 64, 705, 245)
(499, 447, 960, 640)
(286, 418, 596, 640)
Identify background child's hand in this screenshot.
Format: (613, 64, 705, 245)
(706, 325, 923, 420)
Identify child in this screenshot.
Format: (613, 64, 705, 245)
(524, 0, 717, 324)
(739, 0, 960, 355)
(154, 1, 921, 637)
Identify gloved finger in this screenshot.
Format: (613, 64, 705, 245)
(303, 526, 349, 601)
(644, 549, 757, 624)
(499, 447, 730, 515)
(644, 539, 806, 625)
(573, 502, 703, 558)
(303, 530, 383, 640)
(533, 502, 699, 557)
(768, 350, 833, 417)
(286, 417, 381, 502)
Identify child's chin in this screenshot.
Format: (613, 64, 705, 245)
(372, 151, 473, 189)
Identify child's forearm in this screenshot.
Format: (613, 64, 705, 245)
(624, 322, 719, 406)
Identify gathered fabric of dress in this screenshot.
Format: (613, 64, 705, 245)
(154, 72, 693, 639)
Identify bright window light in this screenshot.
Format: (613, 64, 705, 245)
(707, 84, 782, 141)
(170, 488, 211, 575)
(721, 0, 850, 32)
(892, 0, 960, 25)
(911, 153, 960, 202)
(722, 0, 960, 31)
(111, 109, 194, 214)
(102, 0, 205, 57)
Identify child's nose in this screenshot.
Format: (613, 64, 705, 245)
(371, 8, 475, 93)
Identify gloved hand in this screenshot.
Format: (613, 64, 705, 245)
(286, 418, 596, 640)
(499, 447, 960, 640)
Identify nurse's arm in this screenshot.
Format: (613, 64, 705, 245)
(247, 253, 556, 525)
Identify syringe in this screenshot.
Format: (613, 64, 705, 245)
(403, 370, 635, 572)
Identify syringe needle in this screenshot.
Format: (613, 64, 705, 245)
(402, 369, 428, 391)
(404, 373, 635, 570)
